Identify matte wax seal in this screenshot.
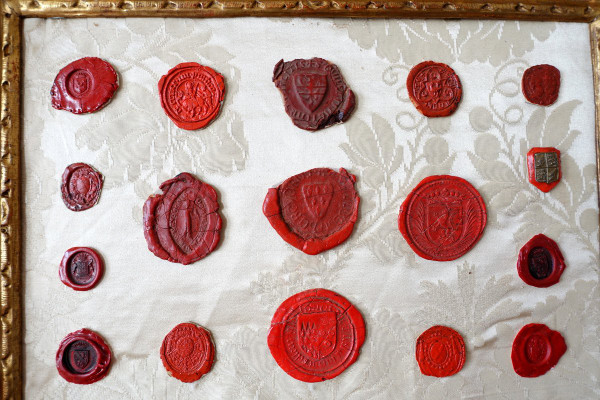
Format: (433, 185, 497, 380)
(511, 323, 567, 377)
(61, 163, 104, 212)
(416, 325, 465, 377)
(263, 168, 360, 255)
(56, 328, 112, 384)
(273, 58, 356, 131)
(143, 172, 222, 265)
(158, 62, 225, 130)
(517, 234, 565, 288)
(398, 175, 487, 261)
(59, 247, 103, 291)
(527, 147, 561, 193)
(51, 57, 119, 114)
(267, 288, 365, 382)
(407, 61, 462, 117)
(522, 64, 560, 106)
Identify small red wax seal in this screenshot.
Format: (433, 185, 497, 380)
(267, 288, 366, 382)
(511, 323, 567, 377)
(61, 163, 104, 212)
(59, 247, 103, 291)
(407, 61, 462, 118)
(273, 58, 356, 131)
(160, 322, 215, 383)
(522, 64, 560, 106)
(143, 172, 222, 265)
(158, 62, 225, 130)
(51, 57, 119, 114)
(398, 175, 487, 261)
(517, 234, 565, 288)
(263, 168, 360, 255)
(56, 328, 112, 384)
(415, 325, 465, 377)
(527, 147, 561, 193)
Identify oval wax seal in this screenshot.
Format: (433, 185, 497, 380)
(527, 147, 561, 193)
(51, 57, 119, 114)
(160, 322, 215, 383)
(522, 64, 560, 106)
(407, 61, 462, 117)
(263, 168, 360, 255)
(415, 325, 465, 377)
(267, 288, 366, 382)
(517, 234, 565, 288)
(398, 175, 487, 261)
(56, 328, 112, 384)
(59, 247, 103, 291)
(158, 62, 225, 130)
(61, 163, 104, 212)
(143, 172, 222, 265)
(272, 58, 356, 131)
(511, 323, 567, 377)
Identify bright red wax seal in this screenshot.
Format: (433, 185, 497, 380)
(59, 247, 103, 291)
(415, 325, 465, 377)
(158, 62, 225, 130)
(522, 64, 560, 106)
(61, 163, 104, 212)
(517, 234, 565, 288)
(527, 147, 561, 193)
(51, 57, 119, 114)
(398, 175, 487, 261)
(160, 322, 215, 383)
(267, 288, 366, 382)
(407, 61, 462, 117)
(511, 323, 567, 377)
(143, 172, 222, 265)
(263, 168, 360, 255)
(56, 328, 112, 384)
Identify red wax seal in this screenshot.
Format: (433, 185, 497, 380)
(415, 325, 465, 377)
(160, 322, 215, 383)
(511, 323, 567, 377)
(398, 175, 487, 261)
(61, 163, 104, 212)
(51, 57, 119, 114)
(143, 172, 222, 265)
(59, 247, 103, 291)
(263, 168, 360, 255)
(273, 58, 356, 131)
(517, 234, 565, 288)
(527, 147, 561, 193)
(407, 61, 462, 117)
(158, 62, 225, 130)
(267, 288, 366, 382)
(522, 64, 560, 106)
(56, 328, 112, 384)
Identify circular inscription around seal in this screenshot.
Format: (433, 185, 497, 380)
(517, 234, 566, 288)
(56, 328, 112, 384)
(59, 247, 103, 291)
(267, 288, 366, 382)
(511, 323, 567, 377)
(522, 64, 560, 106)
(407, 61, 462, 118)
(61, 163, 104, 212)
(415, 325, 465, 377)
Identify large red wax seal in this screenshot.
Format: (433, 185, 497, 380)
(263, 168, 360, 255)
(273, 58, 356, 131)
(398, 175, 487, 261)
(267, 288, 365, 382)
(61, 163, 104, 212)
(517, 234, 565, 288)
(56, 328, 112, 384)
(160, 322, 215, 383)
(158, 62, 225, 130)
(415, 326, 465, 377)
(522, 64, 560, 106)
(527, 147, 561, 193)
(511, 323, 567, 377)
(59, 247, 103, 291)
(143, 172, 222, 265)
(51, 57, 119, 114)
(407, 61, 462, 118)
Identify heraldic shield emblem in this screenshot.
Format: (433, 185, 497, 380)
(293, 73, 328, 112)
(302, 182, 333, 220)
(71, 348, 91, 372)
(425, 200, 464, 246)
(297, 311, 337, 360)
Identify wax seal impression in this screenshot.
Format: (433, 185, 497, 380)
(160, 322, 215, 383)
(51, 57, 119, 114)
(267, 288, 365, 382)
(273, 58, 356, 131)
(59, 247, 103, 291)
(158, 62, 225, 130)
(522, 64, 560, 106)
(511, 323, 566, 377)
(143, 172, 222, 265)
(398, 175, 487, 261)
(263, 168, 360, 255)
(407, 61, 462, 117)
(527, 147, 561, 193)
(56, 328, 112, 384)
(61, 163, 104, 212)
(416, 325, 465, 377)
(517, 234, 565, 288)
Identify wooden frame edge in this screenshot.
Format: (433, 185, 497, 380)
(591, 20, 600, 211)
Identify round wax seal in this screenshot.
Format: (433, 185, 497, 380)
(61, 163, 104, 212)
(517, 234, 565, 288)
(59, 247, 103, 291)
(416, 325, 465, 377)
(511, 323, 567, 377)
(267, 288, 365, 382)
(56, 328, 112, 384)
(522, 64, 560, 106)
(263, 168, 360, 255)
(407, 61, 462, 117)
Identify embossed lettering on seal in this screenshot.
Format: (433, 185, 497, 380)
(407, 61, 462, 117)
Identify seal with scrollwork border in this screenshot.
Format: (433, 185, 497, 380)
(416, 325, 465, 377)
(56, 328, 112, 384)
(59, 247, 104, 291)
(407, 61, 462, 117)
(61, 163, 104, 212)
(522, 64, 561, 106)
(517, 234, 566, 288)
(511, 323, 567, 377)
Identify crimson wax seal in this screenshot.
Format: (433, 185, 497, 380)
(527, 147, 561, 193)
(158, 62, 225, 130)
(59, 247, 103, 291)
(56, 328, 112, 384)
(51, 57, 119, 114)
(416, 326, 465, 377)
(143, 172, 222, 265)
(511, 323, 567, 377)
(263, 168, 360, 255)
(398, 175, 487, 261)
(522, 64, 560, 106)
(61, 163, 104, 212)
(517, 234, 565, 288)
(273, 58, 356, 131)
(267, 288, 365, 382)
(407, 61, 462, 118)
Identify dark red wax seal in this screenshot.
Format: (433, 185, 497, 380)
(511, 323, 567, 377)
(398, 175, 487, 261)
(158, 62, 225, 130)
(527, 147, 561, 193)
(522, 64, 560, 106)
(143, 172, 222, 265)
(273, 58, 356, 131)
(267, 288, 366, 382)
(59, 247, 103, 291)
(407, 61, 462, 118)
(517, 234, 565, 288)
(160, 322, 215, 383)
(416, 325, 465, 377)
(263, 168, 360, 255)
(61, 163, 104, 212)
(51, 57, 119, 114)
(56, 328, 112, 384)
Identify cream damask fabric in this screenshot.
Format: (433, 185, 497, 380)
(23, 19, 599, 399)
